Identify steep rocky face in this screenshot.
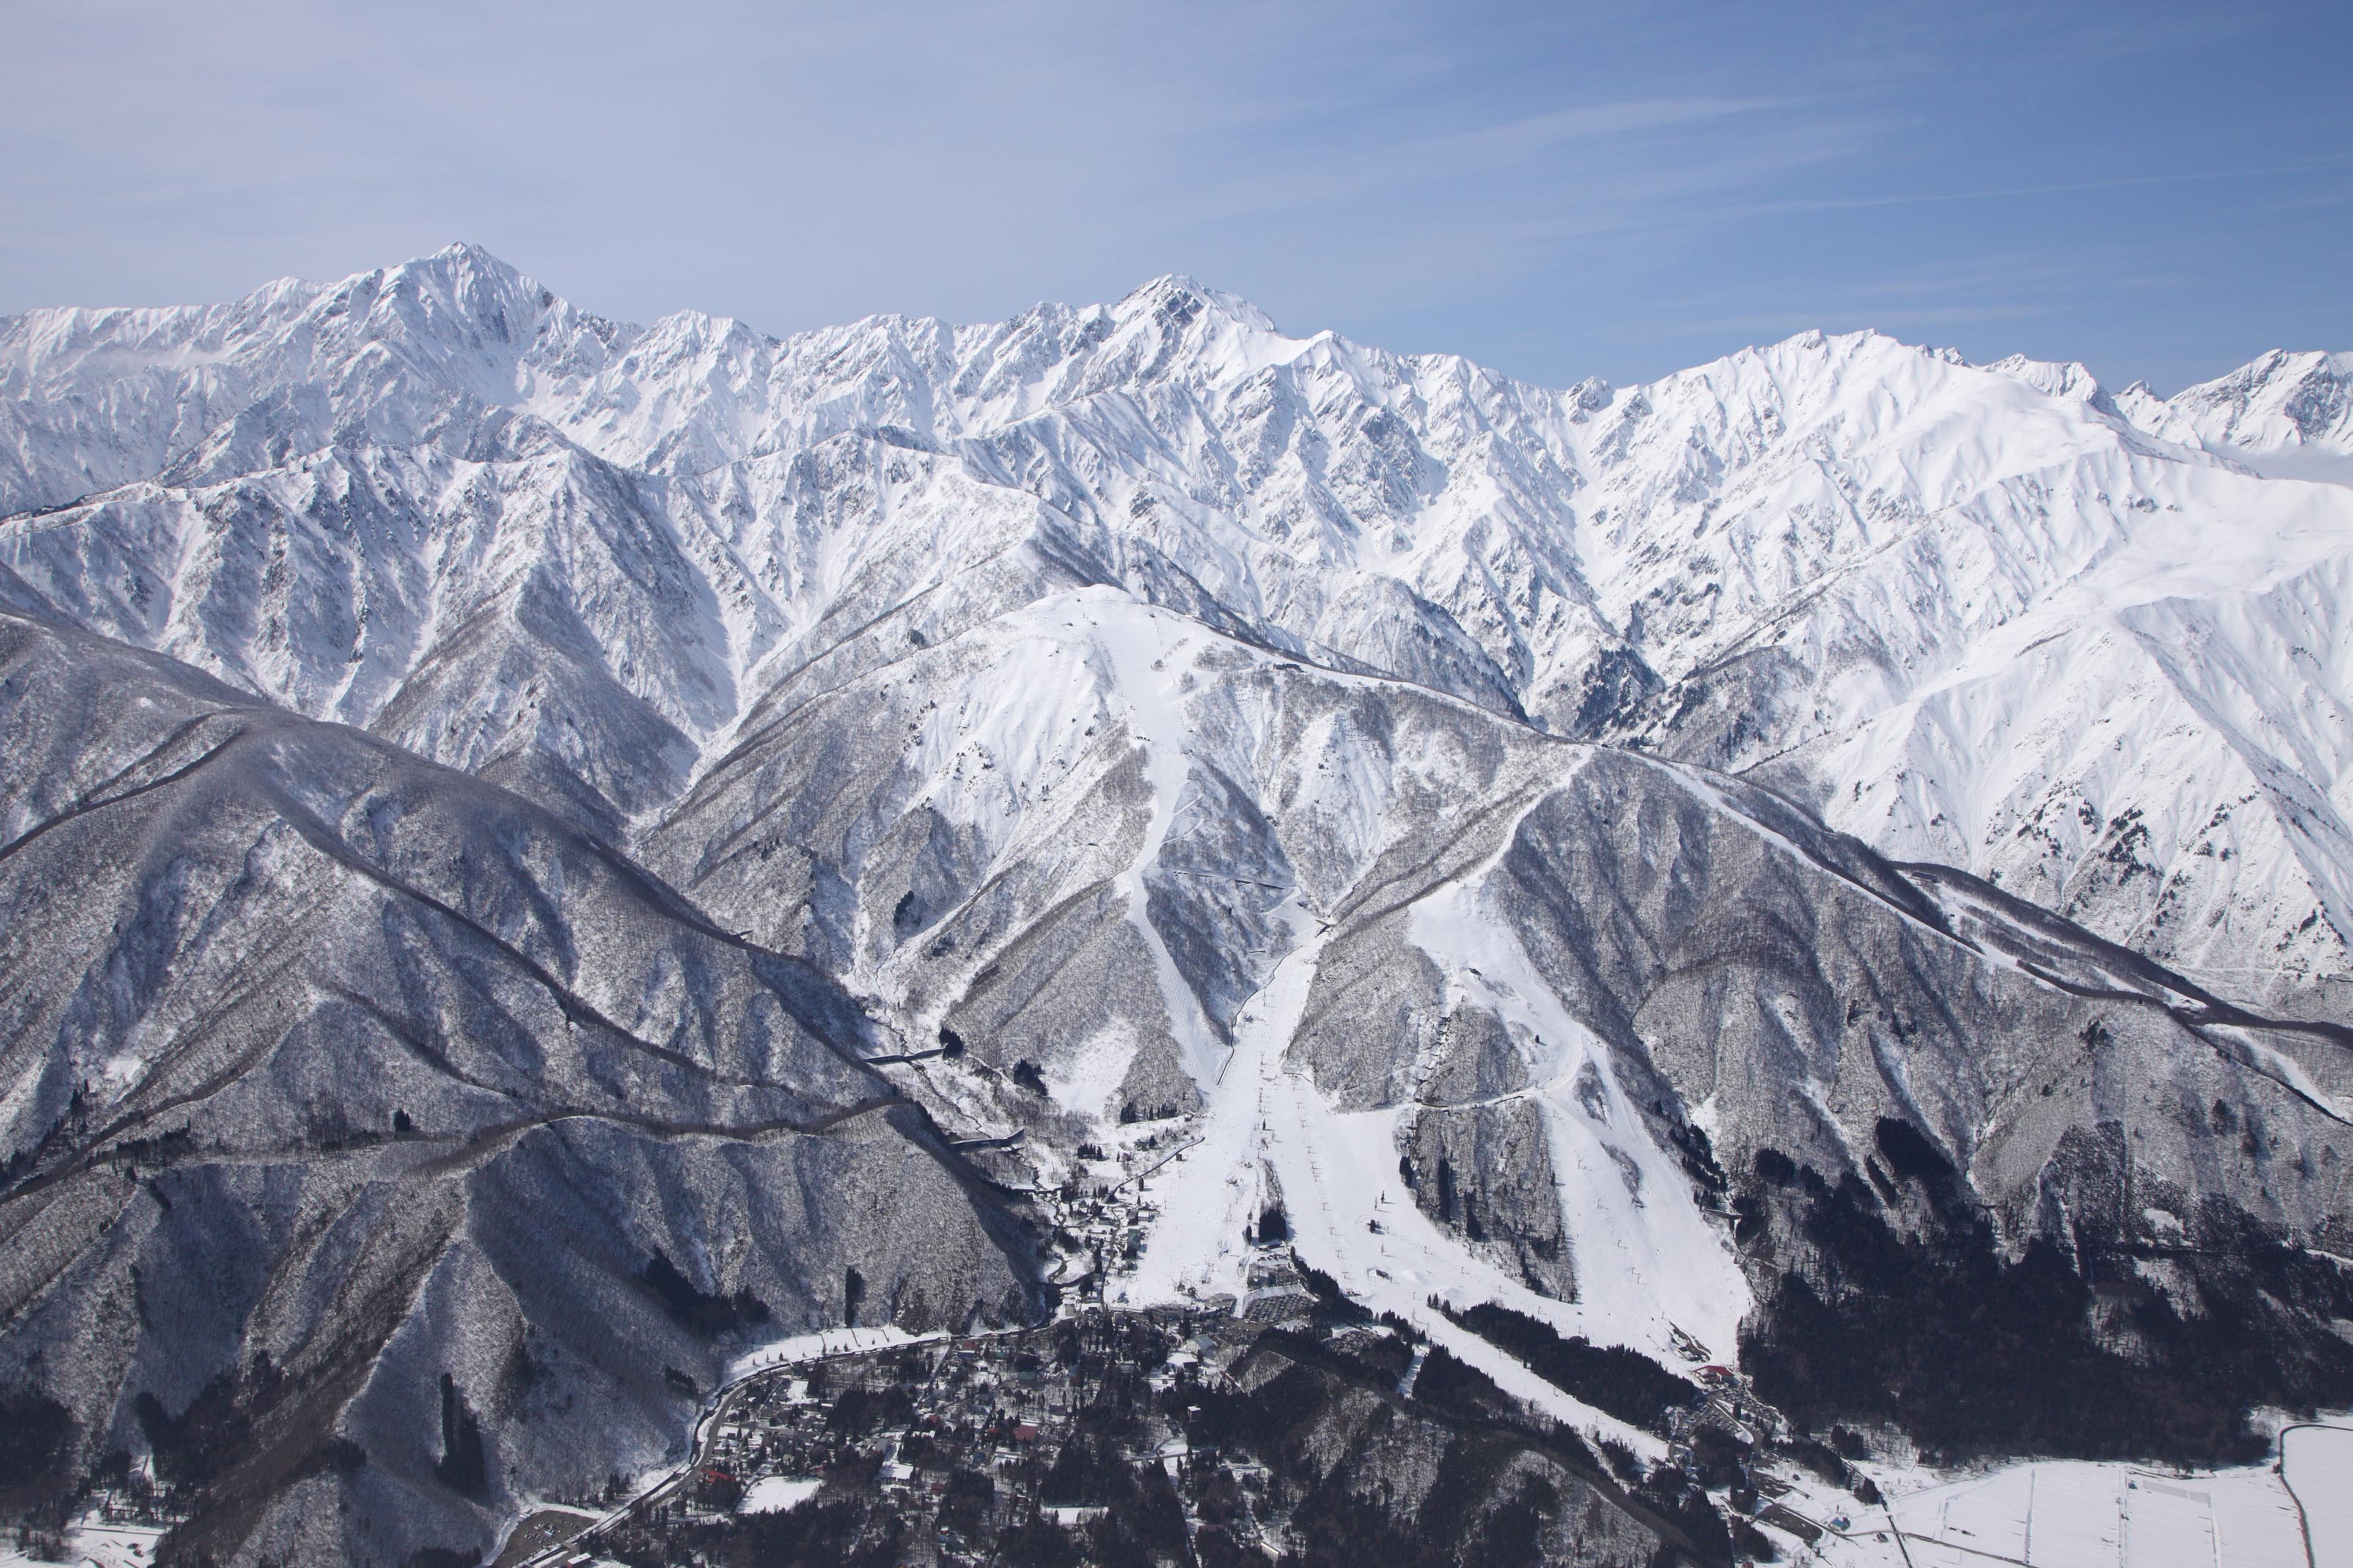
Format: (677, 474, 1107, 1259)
(4, 250, 2352, 1561)
(2155, 349, 2353, 459)
(0, 610, 1037, 1565)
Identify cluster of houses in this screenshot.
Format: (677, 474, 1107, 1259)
(598, 1310, 1239, 1564)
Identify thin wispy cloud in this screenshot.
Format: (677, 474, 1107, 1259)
(1428, 97, 1803, 161)
(1754, 158, 2353, 218)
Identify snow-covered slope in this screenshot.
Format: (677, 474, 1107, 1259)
(5, 248, 2353, 1561)
(8, 247, 2351, 1009)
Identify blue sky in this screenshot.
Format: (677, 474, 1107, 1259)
(4, 1, 2346, 391)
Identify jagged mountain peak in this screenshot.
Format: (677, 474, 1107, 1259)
(2170, 345, 2353, 454)
(1608, 326, 1978, 424)
(1981, 350, 2106, 403)
(355, 238, 538, 299)
(1111, 271, 1287, 336)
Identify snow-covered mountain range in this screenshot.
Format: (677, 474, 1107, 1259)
(8, 248, 2349, 1008)
(4, 246, 2350, 1564)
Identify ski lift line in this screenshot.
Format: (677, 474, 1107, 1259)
(945, 1128, 1026, 1152)
(1162, 869, 1295, 891)
(1878, 1529, 2033, 1568)
(862, 1045, 954, 1066)
(1111, 1134, 1207, 1195)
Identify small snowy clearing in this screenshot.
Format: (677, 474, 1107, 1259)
(725, 1324, 930, 1382)
(738, 1476, 822, 1514)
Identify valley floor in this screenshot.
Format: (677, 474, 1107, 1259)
(1788, 1436, 2345, 1568)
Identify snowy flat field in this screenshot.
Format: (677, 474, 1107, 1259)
(1776, 1445, 2335, 1568)
(737, 1476, 822, 1514)
(2283, 1426, 2352, 1567)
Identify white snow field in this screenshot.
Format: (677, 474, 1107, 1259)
(2283, 1425, 2353, 1567)
(724, 1324, 930, 1382)
(736, 1476, 822, 1515)
(1790, 1451, 2323, 1568)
